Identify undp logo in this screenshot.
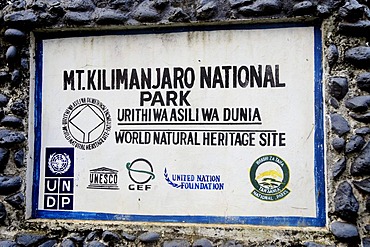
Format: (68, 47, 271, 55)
(62, 97, 111, 150)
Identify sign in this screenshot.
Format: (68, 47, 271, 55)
(31, 24, 325, 226)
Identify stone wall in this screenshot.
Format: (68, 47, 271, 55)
(0, 0, 369, 246)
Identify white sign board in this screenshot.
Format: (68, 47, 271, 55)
(31, 25, 325, 226)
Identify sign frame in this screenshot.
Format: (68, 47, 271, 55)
(29, 23, 326, 227)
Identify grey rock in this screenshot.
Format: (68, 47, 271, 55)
(1, 115, 23, 128)
(366, 224, 370, 232)
(131, 1, 161, 22)
(31, 0, 47, 11)
(164, 239, 191, 247)
(109, 0, 135, 11)
(4, 10, 38, 26)
(10, 0, 26, 10)
(330, 113, 350, 136)
(0, 72, 10, 84)
(345, 95, 370, 112)
(0, 94, 9, 107)
(329, 77, 348, 100)
(362, 238, 370, 247)
(21, 58, 29, 70)
(121, 231, 136, 241)
(168, 7, 190, 22)
(0, 175, 22, 195)
(329, 97, 339, 108)
(38, 239, 58, 247)
(230, 0, 253, 8)
(11, 70, 21, 85)
(85, 241, 107, 247)
(14, 149, 24, 168)
(367, 197, 370, 212)
(64, 11, 92, 24)
(332, 137, 345, 152)
(316, 4, 331, 17)
(334, 181, 359, 222)
(327, 44, 339, 67)
(355, 126, 370, 135)
(6, 46, 18, 63)
(222, 240, 243, 247)
(85, 231, 100, 242)
(0, 240, 20, 247)
(61, 239, 75, 247)
(4, 29, 26, 44)
(138, 232, 160, 242)
(11, 100, 26, 116)
(62, 0, 95, 11)
(92, 0, 108, 8)
(239, 0, 281, 16)
(38, 12, 58, 26)
(345, 46, 370, 68)
(345, 135, 365, 153)
(304, 241, 325, 247)
(356, 72, 370, 93)
(339, 20, 370, 37)
(0, 129, 26, 146)
(350, 111, 370, 123)
(338, 0, 364, 21)
(16, 233, 47, 246)
(5, 192, 25, 209)
(292, 1, 315, 16)
(0, 202, 7, 223)
(153, 0, 169, 10)
(330, 221, 359, 241)
(0, 148, 9, 170)
(353, 178, 370, 193)
(69, 233, 84, 243)
(196, 1, 218, 20)
(101, 231, 120, 242)
(351, 142, 370, 175)
(332, 157, 346, 179)
(193, 238, 213, 247)
(95, 8, 128, 24)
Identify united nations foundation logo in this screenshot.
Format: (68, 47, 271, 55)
(250, 155, 290, 201)
(62, 97, 111, 150)
(48, 152, 71, 174)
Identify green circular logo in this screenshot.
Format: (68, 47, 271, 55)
(250, 155, 290, 201)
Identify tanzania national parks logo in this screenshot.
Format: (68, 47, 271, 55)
(250, 155, 290, 201)
(62, 97, 111, 150)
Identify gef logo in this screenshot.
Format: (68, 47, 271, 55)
(126, 158, 155, 191)
(44, 148, 74, 210)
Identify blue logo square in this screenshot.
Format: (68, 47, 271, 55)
(45, 147, 74, 177)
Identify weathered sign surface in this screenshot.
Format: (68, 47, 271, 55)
(31, 25, 325, 226)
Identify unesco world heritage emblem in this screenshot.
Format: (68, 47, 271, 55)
(250, 155, 290, 201)
(62, 97, 111, 150)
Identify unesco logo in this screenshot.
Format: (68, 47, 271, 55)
(62, 97, 111, 150)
